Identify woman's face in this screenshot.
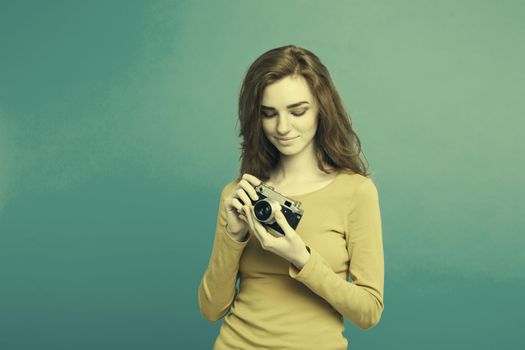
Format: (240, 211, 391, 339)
(260, 75, 319, 157)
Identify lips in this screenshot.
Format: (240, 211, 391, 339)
(276, 136, 298, 141)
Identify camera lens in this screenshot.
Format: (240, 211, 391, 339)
(254, 200, 273, 222)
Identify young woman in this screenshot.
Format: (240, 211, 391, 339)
(198, 45, 384, 350)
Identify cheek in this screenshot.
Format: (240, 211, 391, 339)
(261, 120, 273, 135)
(299, 119, 318, 135)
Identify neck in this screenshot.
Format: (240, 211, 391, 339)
(274, 142, 326, 183)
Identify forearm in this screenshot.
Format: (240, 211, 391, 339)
(226, 224, 250, 242)
(289, 247, 384, 330)
(291, 245, 311, 270)
(198, 224, 249, 322)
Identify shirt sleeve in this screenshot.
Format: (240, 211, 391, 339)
(198, 181, 251, 323)
(288, 178, 385, 330)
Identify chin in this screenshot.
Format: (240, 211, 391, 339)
(274, 143, 302, 156)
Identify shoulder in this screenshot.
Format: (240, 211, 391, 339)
(220, 177, 241, 198)
(336, 171, 379, 198)
(336, 171, 374, 189)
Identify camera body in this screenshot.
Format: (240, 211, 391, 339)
(249, 182, 304, 236)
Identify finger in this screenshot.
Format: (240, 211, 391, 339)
(242, 173, 263, 187)
(231, 198, 244, 212)
(226, 198, 246, 217)
(273, 207, 294, 236)
(244, 205, 262, 238)
(235, 188, 252, 207)
(238, 179, 259, 201)
(248, 205, 278, 247)
(243, 205, 256, 234)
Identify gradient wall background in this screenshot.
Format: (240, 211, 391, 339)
(1, 1, 523, 349)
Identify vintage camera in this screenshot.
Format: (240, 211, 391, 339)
(247, 182, 304, 236)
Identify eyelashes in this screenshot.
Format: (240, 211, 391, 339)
(262, 110, 307, 118)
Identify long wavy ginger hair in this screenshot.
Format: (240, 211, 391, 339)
(236, 45, 370, 183)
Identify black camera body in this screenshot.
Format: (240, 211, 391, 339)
(248, 182, 304, 236)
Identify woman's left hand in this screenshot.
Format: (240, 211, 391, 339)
(243, 204, 311, 269)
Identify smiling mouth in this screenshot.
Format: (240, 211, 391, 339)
(276, 136, 298, 141)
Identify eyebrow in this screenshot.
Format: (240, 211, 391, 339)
(260, 101, 310, 110)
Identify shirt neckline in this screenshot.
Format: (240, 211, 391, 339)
(282, 171, 344, 199)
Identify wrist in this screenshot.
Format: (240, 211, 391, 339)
(292, 246, 311, 270)
(226, 224, 249, 242)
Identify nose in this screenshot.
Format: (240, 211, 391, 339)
(276, 114, 292, 135)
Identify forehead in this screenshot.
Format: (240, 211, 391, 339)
(261, 75, 314, 106)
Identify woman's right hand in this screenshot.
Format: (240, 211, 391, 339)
(223, 173, 262, 239)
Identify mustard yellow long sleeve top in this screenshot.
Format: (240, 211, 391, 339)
(198, 172, 385, 350)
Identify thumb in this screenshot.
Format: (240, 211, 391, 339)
(274, 209, 294, 236)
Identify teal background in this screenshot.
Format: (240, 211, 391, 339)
(1, 0, 523, 349)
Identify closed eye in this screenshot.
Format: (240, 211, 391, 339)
(262, 110, 307, 118)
